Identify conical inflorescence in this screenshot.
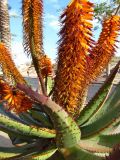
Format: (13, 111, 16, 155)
(22, 0, 52, 95)
(53, 0, 94, 117)
(0, 43, 26, 84)
(22, 0, 43, 57)
(87, 15, 120, 81)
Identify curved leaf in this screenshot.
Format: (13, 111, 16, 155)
(77, 61, 120, 126)
(86, 82, 120, 125)
(64, 146, 104, 160)
(0, 114, 56, 138)
(81, 102, 120, 138)
(99, 133, 120, 148)
(79, 139, 112, 153)
(45, 99, 81, 148)
(32, 148, 57, 160)
(0, 143, 36, 160)
(30, 110, 52, 128)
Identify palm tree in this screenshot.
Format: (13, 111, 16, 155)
(0, 0, 11, 50)
(0, 0, 120, 160)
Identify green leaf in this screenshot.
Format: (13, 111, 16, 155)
(79, 139, 112, 153)
(77, 61, 120, 126)
(30, 110, 52, 128)
(98, 133, 120, 148)
(80, 82, 120, 138)
(0, 103, 25, 124)
(45, 99, 81, 148)
(19, 112, 42, 127)
(0, 114, 56, 138)
(0, 143, 37, 160)
(63, 146, 103, 160)
(32, 148, 57, 160)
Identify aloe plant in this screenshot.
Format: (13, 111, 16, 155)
(0, 0, 120, 160)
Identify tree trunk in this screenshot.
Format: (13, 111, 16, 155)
(0, 0, 11, 50)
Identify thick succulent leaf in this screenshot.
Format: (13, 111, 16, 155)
(17, 84, 80, 148)
(45, 99, 81, 148)
(0, 103, 25, 124)
(48, 151, 65, 160)
(19, 112, 42, 127)
(0, 152, 20, 159)
(77, 61, 120, 126)
(64, 146, 104, 160)
(30, 110, 52, 128)
(0, 143, 37, 160)
(79, 139, 112, 153)
(98, 133, 120, 148)
(80, 82, 120, 138)
(0, 114, 56, 138)
(86, 83, 120, 126)
(32, 148, 57, 160)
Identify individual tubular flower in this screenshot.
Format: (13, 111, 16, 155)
(0, 79, 33, 113)
(87, 16, 120, 81)
(40, 55, 53, 78)
(0, 43, 26, 84)
(53, 0, 94, 117)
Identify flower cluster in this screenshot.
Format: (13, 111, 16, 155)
(88, 16, 120, 81)
(0, 79, 32, 113)
(53, 0, 94, 117)
(40, 55, 53, 78)
(0, 43, 26, 84)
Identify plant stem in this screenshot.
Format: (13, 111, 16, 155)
(38, 71, 47, 96)
(115, 4, 120, 15)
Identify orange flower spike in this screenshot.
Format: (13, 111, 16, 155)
(53, 0, 94, 117)
(22, 0, 43, 56)
(0, 43, 26, 84)
(32, 0, 43, 54)
(88, 16, 120, 81)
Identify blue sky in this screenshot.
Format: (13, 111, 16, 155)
(8, 0, 119, 65)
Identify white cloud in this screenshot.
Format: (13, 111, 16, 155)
(45, 13, 57, 20)
(11, 41, 31, 66)
(45, 13, 60, 30)
(49, 20, 60, 30)
(9, 9, 20, 18)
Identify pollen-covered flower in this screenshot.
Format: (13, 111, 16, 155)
(0, 79, 33, 113)
(53, 0, 94, 117)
